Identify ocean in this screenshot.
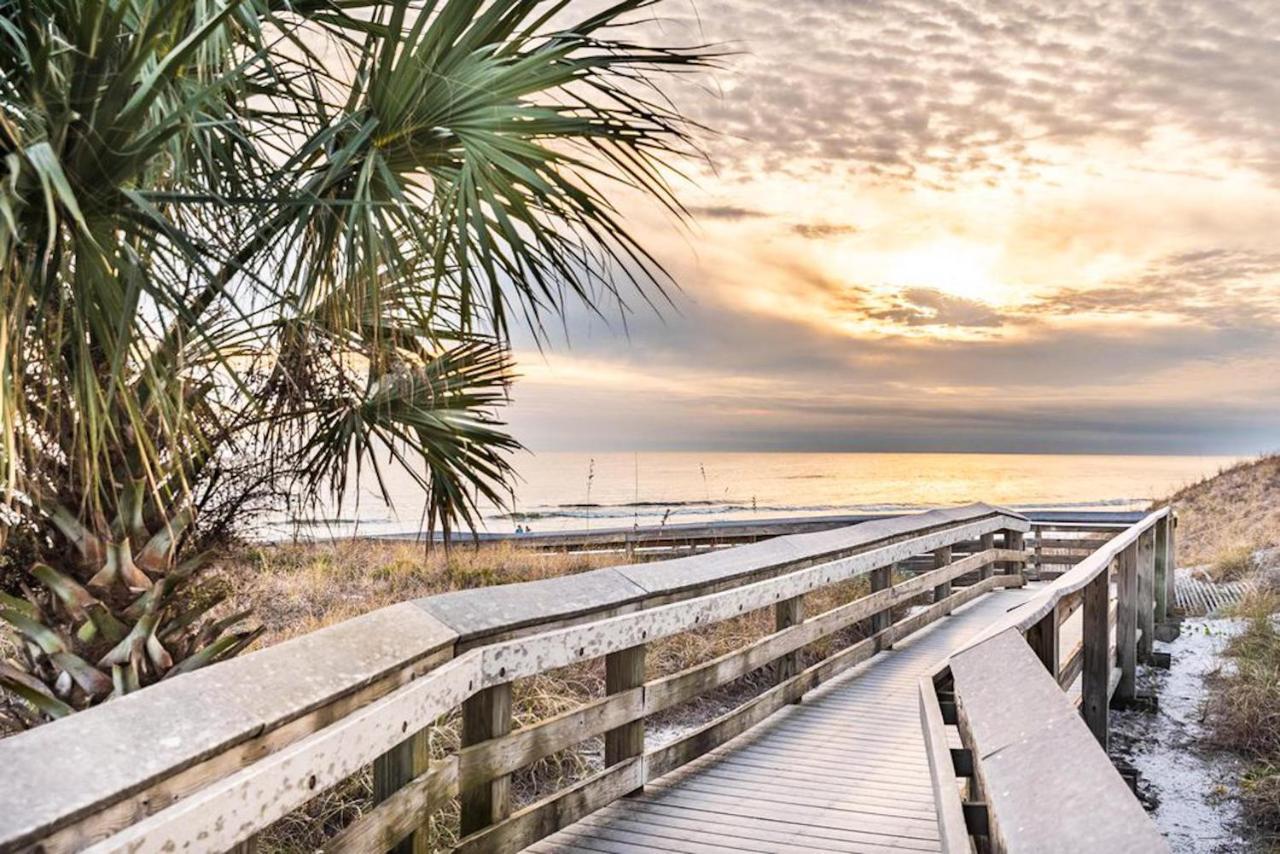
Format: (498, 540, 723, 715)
(269, 451, 1238, 540)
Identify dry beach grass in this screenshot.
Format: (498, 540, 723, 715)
(1161, 454, 1280, 568)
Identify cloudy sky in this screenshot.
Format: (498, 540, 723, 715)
(505, 0, 1280, 455)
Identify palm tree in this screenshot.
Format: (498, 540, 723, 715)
(0, 0, 712, 726)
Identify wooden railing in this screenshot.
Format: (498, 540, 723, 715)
(921, 508, 1177, 853)
(370, 510, 1144, 556)
(0, 504, 1032, 853)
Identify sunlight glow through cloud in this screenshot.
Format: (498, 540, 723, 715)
(504, 0, 1280, 455)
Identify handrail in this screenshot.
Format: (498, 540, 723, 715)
(920, 507, 1176, 853)
(0, 503, 1030, 853)
(977, 506, 1170, 644)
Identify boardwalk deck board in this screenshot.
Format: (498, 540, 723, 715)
(528, 588, 1037, 853)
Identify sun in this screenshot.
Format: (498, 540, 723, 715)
(885, 239, 1006, 303)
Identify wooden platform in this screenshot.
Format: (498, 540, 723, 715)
(527, 587, 1039, 854)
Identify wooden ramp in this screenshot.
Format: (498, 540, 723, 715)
(528, 588, 1038, 854)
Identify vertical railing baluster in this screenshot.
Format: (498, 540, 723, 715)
(1166, 512, 1178, 620)
(460, 683, 513, 836)
(1025, 606, 1059, 681)
(1032, 523, 1044, 581)
(775, 595, 805, 687)
(1082, 567, 1111, 747)
(1153, 515, 1170, 624)
(1137, 529, 1156, 663)
(1001, 529, 1025, 579)
(605, 644, 647, 793)
(870, 563, 894, 649)
(373, 729, 430, 853)
(1115, 543, 1138, 703)
(932, 546, 953, 613)
(979, 533, 995, 581)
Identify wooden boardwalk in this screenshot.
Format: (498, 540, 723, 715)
(0, 505, 1173, 854)
(529, 587, 1038, 854)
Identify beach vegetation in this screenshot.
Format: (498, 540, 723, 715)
(0, 0, 712, 724)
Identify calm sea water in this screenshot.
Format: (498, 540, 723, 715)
(273, 452, 1237, 539)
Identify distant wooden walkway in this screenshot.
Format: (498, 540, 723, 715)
(530, 589, 1037, 854)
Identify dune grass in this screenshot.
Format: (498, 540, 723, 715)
(1206, 589, 1280, 844)
(1160, 454, 1280, 567)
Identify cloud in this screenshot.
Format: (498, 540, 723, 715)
(687, 205, 769, 220)
(1029, 249, 1280, 326)
(653, 0, 1280, 186)
(867, 288, 1005, 328)
(791, 223, 860, 239)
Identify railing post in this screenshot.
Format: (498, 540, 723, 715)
(774, 595, 805, 686)
(1082, 568, 1111, 747)
(1167, 512, 1178, 619)
(1025, 606, 1059, 681)
(870, 563, 894, 649)
(1032, 523, 1044, 581)
(460, 683, 513, 836)
(1153, 515, 1170, 623)
(605, 644, 647, 790)
(1003, 529, 1025, 580)
(1137, 529, 1156, 663)
(979, 532, 995, 581)
(1115, 543, 1138, 704)
(932, 546, 953, 613)
(373, 729, 430, 854)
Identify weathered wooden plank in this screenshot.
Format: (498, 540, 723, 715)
(639, 786, 942, 840)
(0, 603, 457, 853)
(1115, 543, 1138, 702)
(418, 569, 648, 647)
(588, 800, 942, 852)
(773, 595, 805, 685)
(572, 809, 918, 854)
(663, 777, 940, 822)
(453, 758, 644, 854)
(581, 810, 940, 854)
(1081, 570, 1111, 747)
(919, 674, 970, 854)
(1024, 538, 1114, 551)
(458, 688, 643, 792)
(461, 683, 514, 835)
(932, 547, 953, 611)
(1002, 529, 1025, 576)
(949, 629, 1167, 853)
(324, 757, 457, 854)
(658, 765, 935, 811)
(1024, 601, 1060, 680)
(1154, 515, 1170, 622)
(869, 564, 894, 641)
(78, 653, 481, 854)
(1138, 528, 1156, 662)
(617, 503, 1026, 601)
(476, 528, 1020, 689)
(604, 645, 646, 786)
(372, 728, 430, 854)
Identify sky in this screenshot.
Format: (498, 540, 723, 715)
(504, 0, 1280, 455)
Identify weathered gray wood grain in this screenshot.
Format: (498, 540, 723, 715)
(950, 628, 1167, 853)
(0, 602, 456, 851)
